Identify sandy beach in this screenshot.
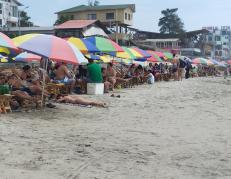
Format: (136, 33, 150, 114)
(0, 77, 231, 179)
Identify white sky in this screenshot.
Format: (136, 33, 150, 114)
(20, 0, 231, 32)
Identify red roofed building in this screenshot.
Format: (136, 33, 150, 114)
(54, 20, 109, 38)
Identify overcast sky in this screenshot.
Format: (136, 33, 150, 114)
(20, 0, 231, 32)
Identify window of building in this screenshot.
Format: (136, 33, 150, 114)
(87, 13, 97, 20)
(215, 36, 221, 41)
(0, 19, 2, 27)
(0, 3, 2, 14)
(125, 13, 127, 20)
(106, 12, 114, 20)
(12, 6, 18, 17)
(128, 14, 131, 20)
(208, 36, 213, 41)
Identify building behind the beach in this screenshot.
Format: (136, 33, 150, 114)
(203, 26, 231, 60)
(55, 4, 136, 45)
(0, 0, 22, 29)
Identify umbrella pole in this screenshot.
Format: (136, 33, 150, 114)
(41, 58, 48, 108)
(120, 58, 122, 75)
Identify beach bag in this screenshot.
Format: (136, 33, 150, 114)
(0, 85, 10, 95)
(179, 59, 186, 68)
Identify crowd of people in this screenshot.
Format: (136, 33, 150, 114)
(0, 54, 230, 112)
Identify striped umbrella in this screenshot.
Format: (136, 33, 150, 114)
(227, 60, 231, 65)
(152, 51, 165, 58)
(85, 54, 101, 60)
(163, 52, 173, 60)
(14, 52, 41, 62)
(0, 54, 9, 63)
(0, 32, 18, 50)
(67, 37, 100, 54)
(115, 47, 143, 59)
(146, 50, 163, 62)
(131, 47, 151, 59)
(85, 36, 124, 52)
(192, 58, 208, 65)
(85, 54, 112, 63)
(13, 34, 88, 64)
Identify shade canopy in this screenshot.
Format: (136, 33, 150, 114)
(163, 52, 173, 60)
(146, 50, 163, 63)
(131, 47, 151, 59)
(192, 58, 208, 65)
(0, 32, 18, 50)
(85, 36, 124, 52)
(114, 47, 143, 59)
(227, 60, 231, 65)
(13, 34, 87, 64)
(14, 52, 42, 62)
(67, 37, 100, 54)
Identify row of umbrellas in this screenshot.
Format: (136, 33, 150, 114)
(0, 32, 174, 65)
(0, 32, 230, 67)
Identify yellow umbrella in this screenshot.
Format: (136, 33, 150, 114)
(100, 55, 113, 63)
(0, 47, 10, 55)
(116, 47, 143, 59)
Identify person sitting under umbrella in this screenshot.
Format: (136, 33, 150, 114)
(54, 62, 76, 93)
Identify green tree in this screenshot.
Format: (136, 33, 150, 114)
(19, 11, 33, 27)
(54, 15, 73, 25)
(158, 8, 185, 34)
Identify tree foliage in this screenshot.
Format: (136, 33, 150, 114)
(88, 0, 100, 6)
(54, 15, 73, 25)
(158, 8, 185, 34)
(19, 11, 33, 27)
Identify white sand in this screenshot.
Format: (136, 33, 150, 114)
(0, 77, 231, 179)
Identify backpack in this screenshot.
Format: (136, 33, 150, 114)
(179, 59, 186, 68)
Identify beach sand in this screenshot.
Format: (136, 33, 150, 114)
(0, 77, 231, 179)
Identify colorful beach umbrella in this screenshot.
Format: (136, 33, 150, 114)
(146, 50, 163, 63)
(85, 54, 112, 63)
(85, 54, 101, 60)
(85, 36, 124, 52)
(227, 60, 231, 65)
(151, 51, 165, 58)
(14, 52, 41, 62)
(115, 47, 143, 59)
(192, 58, 208, 65)
(67, 37, 100, 54)
(163, 52, 173, 60)
(13, 34, 87, 64)
(0, 32, 18, 50)
(131, 47, 151, 59)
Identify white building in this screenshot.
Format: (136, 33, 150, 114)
(0, 0, 22, 29)
(203, 26, 231, 59)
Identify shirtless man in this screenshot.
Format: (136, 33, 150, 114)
(54, 63, 75, 92)
(106, 63, 117, 90)
(57, 95, 107, 108)
(172, 54, 180, 81)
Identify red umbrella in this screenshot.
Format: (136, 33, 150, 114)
(227, 60, 231, 65)
(13, 34, 87, 64)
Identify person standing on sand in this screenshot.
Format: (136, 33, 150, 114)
(172, 54, 180, 81)
(178, 57, 186, 81)
(106, 63, 117, 90)
(87, 58, 103, 83)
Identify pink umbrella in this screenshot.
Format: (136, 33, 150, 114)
(14, 52, 41, 62)
(13, 34, 87, 64)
